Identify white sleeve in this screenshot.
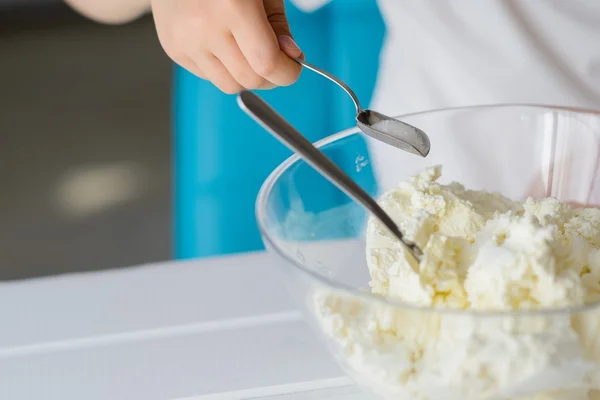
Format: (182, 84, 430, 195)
(289, 0, 332, 12)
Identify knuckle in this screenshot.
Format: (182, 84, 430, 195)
(156, 28, 179, 59)
(163, 26, 193, 56)
(161, 44, 184, 64)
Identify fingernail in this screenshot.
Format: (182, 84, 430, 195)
(278, 35, 302, 58)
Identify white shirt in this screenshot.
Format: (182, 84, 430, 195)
(294, 0, 600, 114)
(294, 0, 600, 202)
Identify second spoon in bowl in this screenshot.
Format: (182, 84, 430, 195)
(237, 90, 423, 262)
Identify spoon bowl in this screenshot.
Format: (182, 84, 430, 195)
(357, 110, 431, 156)
(295, 58, 431, 157)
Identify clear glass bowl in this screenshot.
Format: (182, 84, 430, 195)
(256, 105, 600, 400)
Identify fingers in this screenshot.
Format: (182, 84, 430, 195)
(177, 45, 276, 94)
(230, 0, 302, 87)
(212, 34, 276, 91)
(195, 53, 243, 95)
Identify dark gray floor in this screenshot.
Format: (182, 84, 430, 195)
(0, 5, 172, 280)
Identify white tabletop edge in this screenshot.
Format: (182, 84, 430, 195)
(177, 377, 355, 400)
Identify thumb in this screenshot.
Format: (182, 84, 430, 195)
(265, 0, 303, 59)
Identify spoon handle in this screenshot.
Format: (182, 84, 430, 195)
(237, 90, 422, 261)
(295, 58, 363, 114)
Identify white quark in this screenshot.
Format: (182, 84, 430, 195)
(313, 166, 600, 400)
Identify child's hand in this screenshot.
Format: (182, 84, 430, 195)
(151, 0, 303, 93)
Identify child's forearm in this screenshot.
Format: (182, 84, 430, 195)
(65, 0, 151, 24)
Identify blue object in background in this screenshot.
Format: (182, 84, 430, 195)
(174, 0, 385, 259)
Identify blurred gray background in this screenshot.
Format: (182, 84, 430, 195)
(0, 2, 172, 280)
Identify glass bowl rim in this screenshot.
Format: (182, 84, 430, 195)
(256, 103, 600, 317)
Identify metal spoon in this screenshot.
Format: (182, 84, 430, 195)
(295, 58, 431, 157)
(237, 90, 423, 262)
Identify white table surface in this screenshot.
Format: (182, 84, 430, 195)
(0, 251, 363, 400)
